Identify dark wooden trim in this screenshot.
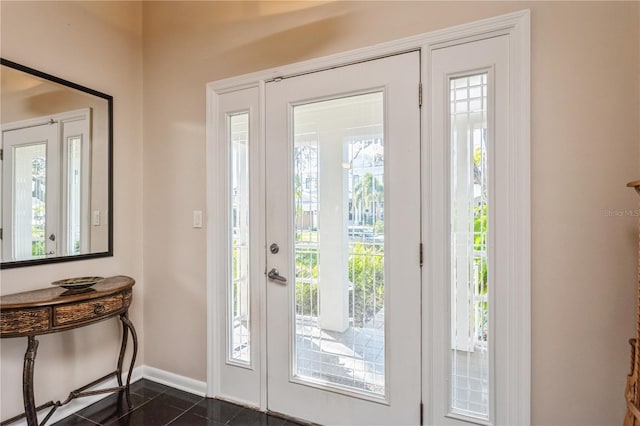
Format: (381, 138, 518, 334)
(0, 58, 112, 101)
(0, 252, 113, 270)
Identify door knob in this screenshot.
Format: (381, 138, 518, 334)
(267, 268, 287, 283)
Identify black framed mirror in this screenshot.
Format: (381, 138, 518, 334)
(1, 58, 113, 268)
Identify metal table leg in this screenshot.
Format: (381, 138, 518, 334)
(118, 312, 138, 404)
(23, 336, 39, 426)
(116, 316, 129, 388)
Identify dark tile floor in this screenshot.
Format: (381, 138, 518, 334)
(52, 379, 306, 426)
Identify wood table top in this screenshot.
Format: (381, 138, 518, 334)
(0, 276, 135, 309)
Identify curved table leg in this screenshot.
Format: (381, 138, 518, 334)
(118, 312, 138, 405)
(116, 317, 129, 387)
(23, 336, 39, 426)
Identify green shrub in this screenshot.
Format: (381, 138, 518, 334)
(296, 281, 319, 316)
(348, 242, 384, 327)
(293, 242, 385, 327)
(295, 249, 319, 316)
(32, 240, 45, 256)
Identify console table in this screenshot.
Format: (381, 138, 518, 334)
(0, 275, 137, 426)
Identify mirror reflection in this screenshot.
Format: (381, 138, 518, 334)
(1, 59, 112, 268)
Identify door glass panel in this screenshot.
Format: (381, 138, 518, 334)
(229, 112, 251, 365)
(450, 73, 489, 419)
(293, 92, 385, 396)
(13, 143, 47, 259)
(67, 136, 82, 255)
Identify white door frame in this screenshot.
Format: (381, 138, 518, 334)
(206, 9, 530, 424)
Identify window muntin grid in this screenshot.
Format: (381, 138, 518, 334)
(450, 73, 490, 420)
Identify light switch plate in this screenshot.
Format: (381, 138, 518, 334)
(193, 210, 203, 228)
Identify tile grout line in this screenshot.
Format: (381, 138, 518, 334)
(57, 380, 303, 426)
(163, 398, 206, 426)
(73, 413, 101, 425)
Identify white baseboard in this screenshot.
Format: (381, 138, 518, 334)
(8, 365, 206, 426)
(140, 365, 207, 397)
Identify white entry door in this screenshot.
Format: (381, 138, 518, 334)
(2, 123, 60, 261)
(265, 52, 422, 425)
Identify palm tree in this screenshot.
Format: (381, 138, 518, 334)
(352, 173, 383, 225)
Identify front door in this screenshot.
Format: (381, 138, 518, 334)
(2, 123, 60, 261)
(265, 52, 422, 425)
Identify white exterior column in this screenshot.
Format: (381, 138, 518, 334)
(452, 118, 474, 352)
(318, 135, 349, 332)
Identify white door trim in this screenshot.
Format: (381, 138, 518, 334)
(206, 9, 530, 422)
(422, 15, 530, 426)
(206, 81, 269, 410)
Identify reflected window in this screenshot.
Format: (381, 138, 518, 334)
(2, 111, 91, 261)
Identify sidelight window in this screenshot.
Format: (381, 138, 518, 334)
(450, 73, 490, 419)
(228, 112, 251, 365)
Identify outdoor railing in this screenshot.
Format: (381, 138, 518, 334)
(294, 240, 384, 329)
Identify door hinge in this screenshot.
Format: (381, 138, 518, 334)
(419, 242, 423, 267)
(0, 228, 3, 240)
(418, 82, 423, 108)
(0, 149, 3, 161)
(420, 401, 424, 425)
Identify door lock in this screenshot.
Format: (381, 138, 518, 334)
(270, 243, 280, 254)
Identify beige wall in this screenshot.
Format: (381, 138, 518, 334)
(0, 0, 144, 420)
(0, 1, 637, 425)
(142, 1, 639, 425)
